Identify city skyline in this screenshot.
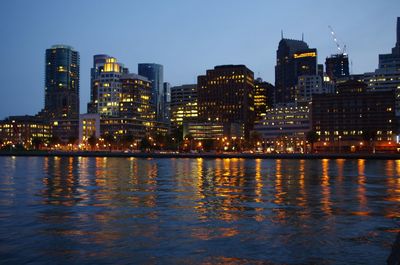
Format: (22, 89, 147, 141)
(0, 1, 399, 119)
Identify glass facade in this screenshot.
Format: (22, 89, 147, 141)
(44, 45, 79, 119)
(138, 63, 164, 121)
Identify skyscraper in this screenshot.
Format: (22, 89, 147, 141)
(197, 65, 254, 138)
(254, 78, 274, 120)
(138, 63, 164, 121)
(119, 73, 154, 121)
(325, 54, 349, 81)
(43, 45, 79, 120)
(363, 17, 400, 113)
(89, 55, 128, 117)
(379, 17, 400, 69)
(170, 84, 198, 129)
(163, 82, 171, 122)
(88, 54, 112, 113)
(275, 38, 317, 104)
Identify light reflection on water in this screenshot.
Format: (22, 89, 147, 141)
(0, 157, 399, 264)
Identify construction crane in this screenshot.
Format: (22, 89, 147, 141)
(328, 25, 346, 54)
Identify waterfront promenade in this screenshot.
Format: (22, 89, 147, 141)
(1, 150, 400, 160)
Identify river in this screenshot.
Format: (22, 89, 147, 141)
(0, 157, 399, 264)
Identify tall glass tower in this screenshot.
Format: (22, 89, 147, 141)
(138, 63, 164, 121)
(44, 45, 80, 119)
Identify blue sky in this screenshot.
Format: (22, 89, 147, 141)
(0, 0, 399, 118)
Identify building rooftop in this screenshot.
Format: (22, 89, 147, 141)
(120, 73, 149, 82)
(50, 44, 75, 51)
(279, 38, 309, 54)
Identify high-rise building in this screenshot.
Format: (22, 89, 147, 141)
(197, 65, 254, 139)
(87, 54, 129, 113)
(93, 56, 128, 117)
(363, 17, 400, 114)
(99, 73, 159, 142)
(275, 38, 318, 104)
(138, 63, 164, 121)
(163, 82, 171, 122)
(170, 84, 198, 128)
(254, 78, 274, 120)
(43, 45, 79, 120)
(379, 17, 400, 70)
(325, 54, 350, 81)
(119, 73, 154, 121)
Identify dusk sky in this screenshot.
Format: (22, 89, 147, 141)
(0, 0, 399, 119)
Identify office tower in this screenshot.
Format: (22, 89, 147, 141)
(119, 73, 154, 121)
(88, 54, 128, 113)
(197, 65, 254, 139)
(43, 45, 79, 119)
(379, 17, 400, 69)
(364, 17, 400, 114)
(312, 80, 396, 152)
(163, 82, 171, 122)
(138, 63, 164, 121)
(254, 78, 274, 120)
(325, 54, 349, 81)
(170, 84, 198, 128)
(93, 56, 128, 117)
(275, 38, 317, 104)
(100, 73, 159, 142)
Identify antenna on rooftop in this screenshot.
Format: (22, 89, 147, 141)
(281, 30, 284, 39)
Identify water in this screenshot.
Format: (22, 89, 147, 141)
(0, 157, 399, 264)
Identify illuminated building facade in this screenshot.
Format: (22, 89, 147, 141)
(254, 78, 274, 120)
(100, 118, 146, 141)
(79, 114, 100, 143)
(183, 122, 224, 140)
(42, 45, 79, 120)
(170, 84, 198, 128)
(138, 63, 164, 121)
(92, 56, 128, 117)
(275, 38, 317, 104)
(197, 65, 254, 139)
(325, 54, 349, 81)
(87, 54, 128, 113)
(296, 75, 334, 103)
(120, 74, 154, 120)
(0, 116, 51, 147)
(99, 73, 162, 141)
(312, 80, 397, 152)
(254, 105, 310, 152)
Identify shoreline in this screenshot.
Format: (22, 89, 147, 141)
(0, 150, 399, 160)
